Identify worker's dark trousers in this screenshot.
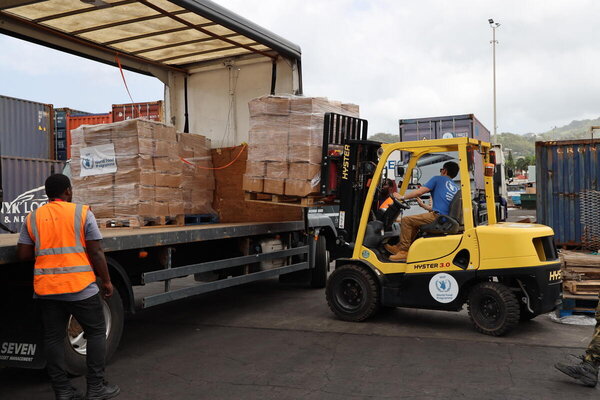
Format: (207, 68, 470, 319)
(39, 294, 106, 391)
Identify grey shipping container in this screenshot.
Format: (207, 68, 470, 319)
(398, 114, 491, 190)
(0, 156, 64, 234)
(399, 114, 491, 142)
(0, 95, 53, 159)
(536, 139, 600, 249)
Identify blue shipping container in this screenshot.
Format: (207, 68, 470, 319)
(536, 139, 600, 249)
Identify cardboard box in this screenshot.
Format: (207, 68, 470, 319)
(156, 173, 182, 188)
(88, 203, 115, 219)
(115, 170, 155, 186)
(288, 162, 321, 181)
(114, 201, 155, 217)
(155, 186, 173, 202)
(248, 144, 287, 162)
(288, 144, 322, 163)
(285, 179, 319, 197)
(266, 162, 289, 179)
(242, 175, 263, 192)
(263, 178, 285, 194)
(155, 201, 169, 216)
(245, 161, 267, 176)
(248, 96, 291, 117)
(154, 157, 180, 173)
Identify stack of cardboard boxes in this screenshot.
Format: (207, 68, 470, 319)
(178, 133, 215, 215)
(70, 119, 214, 226)
(243, 96, 359, 197)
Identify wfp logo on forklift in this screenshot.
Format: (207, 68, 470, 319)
(429, 273, 459, 304)
(342, 145, 351, 180)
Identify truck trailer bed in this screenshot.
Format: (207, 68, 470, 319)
(0, 220, 304, 265)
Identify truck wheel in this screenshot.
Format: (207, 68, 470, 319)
(468, 282, 520, 336)
(326, 264, 379, 321)
(64, 289, 124, 376)
(310, 236, 329, 288)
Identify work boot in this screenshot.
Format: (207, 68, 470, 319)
(54, 385, 84, 400)
(555, 357, 599, 387)
(389, 251, 408, 262)
(384, 243, 400, 254)
(86, 381, 120, 400)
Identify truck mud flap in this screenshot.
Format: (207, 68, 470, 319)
(0, 283, 45, 369)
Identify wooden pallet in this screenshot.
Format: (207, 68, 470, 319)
(244, 192, 327, 208)
(561, 250, 600, 268)
(562, 267, 600, 281)
(184, 214, 219, 225)
(559, 295, 598, 317)
(98, 215, 185, 229)
(563, 280, 600, 296)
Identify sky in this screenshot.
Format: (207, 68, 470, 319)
(1, 0, 599, 136)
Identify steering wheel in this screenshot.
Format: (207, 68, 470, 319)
(391, 195, 411, 210)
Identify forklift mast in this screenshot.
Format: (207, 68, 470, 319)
(320, 113, 381, 244)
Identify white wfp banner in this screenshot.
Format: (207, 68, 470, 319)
(79, 144, 117, 177)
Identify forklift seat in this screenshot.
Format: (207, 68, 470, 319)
(419, 191, 463, 235)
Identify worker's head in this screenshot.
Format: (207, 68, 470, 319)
(440, 161, 459, 179)
(45, 174, 73, 202)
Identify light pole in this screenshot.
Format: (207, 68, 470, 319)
(489, 18, 500, 143)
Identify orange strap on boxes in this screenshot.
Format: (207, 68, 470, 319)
(180, 143, 247, 170)
(26, 202, 95, 296)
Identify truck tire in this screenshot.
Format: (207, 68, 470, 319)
(467, 282, 519, 336)
(64, 289, 124, 376)
(326, 264, 379, 321)
(310, 236, 329, 288)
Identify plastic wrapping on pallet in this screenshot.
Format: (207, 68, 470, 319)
(70, 119, 215, 225)
(245, 95, 359, 198)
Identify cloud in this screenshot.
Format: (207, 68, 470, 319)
(1, 0, 599, 135)
(217, 0, 600, 135)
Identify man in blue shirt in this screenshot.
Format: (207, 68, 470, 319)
(386, 161, 460, 261)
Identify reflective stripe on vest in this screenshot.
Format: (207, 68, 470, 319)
(27, 202, 95, 295)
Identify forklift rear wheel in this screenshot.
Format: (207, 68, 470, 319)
(310, 236, 329, 288)
(326, 264, 379, 321)
(64, 289, 124, 376)
(468, 282, 520, 336)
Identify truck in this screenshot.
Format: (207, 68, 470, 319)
(0, 0, 325, 373)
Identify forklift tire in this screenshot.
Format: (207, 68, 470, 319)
(326, 264, 379, 322)
(467, 282, 520, 336)
(310, 236, 329, 288)
(64, 289, 125, 376)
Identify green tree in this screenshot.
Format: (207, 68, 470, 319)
(506, 150, 515, 169)
(515, 157, 528, 172)
(368, 132, 398, 143)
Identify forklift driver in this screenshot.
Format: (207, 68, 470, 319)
(385, 161, 460, 261)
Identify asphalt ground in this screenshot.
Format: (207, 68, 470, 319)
(1, 275, 597, 400)
(4, 207, 597, 400)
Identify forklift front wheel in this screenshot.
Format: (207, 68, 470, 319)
(467, 282, 520, 336)
(326, 264, 379, 322)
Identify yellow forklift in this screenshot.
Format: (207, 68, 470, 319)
(322, 118, 562, 336)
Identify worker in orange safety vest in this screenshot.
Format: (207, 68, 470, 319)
(17, 174, 120, 400)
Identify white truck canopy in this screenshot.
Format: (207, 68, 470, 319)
(1, 0, 303, 146)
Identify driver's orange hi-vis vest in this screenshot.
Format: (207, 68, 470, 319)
(26, 201, 95, 296)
